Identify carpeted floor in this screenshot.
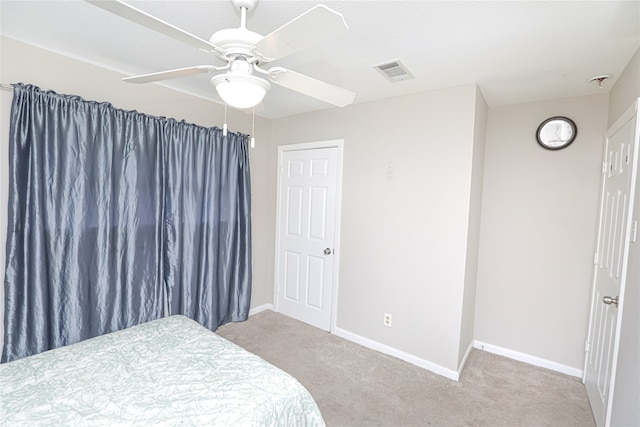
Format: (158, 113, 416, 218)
(216, 310, 595, 427)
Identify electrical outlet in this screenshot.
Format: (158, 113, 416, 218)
(383, 313, 392, 327)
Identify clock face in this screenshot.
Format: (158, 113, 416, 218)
(536, 116, 577, 150)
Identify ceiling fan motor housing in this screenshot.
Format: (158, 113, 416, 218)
(209, 28, 263, 61)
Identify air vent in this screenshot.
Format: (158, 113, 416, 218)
(373, 59, 414, 82)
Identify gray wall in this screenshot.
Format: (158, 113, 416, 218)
(270, 84, 483, 374)
(474, 93, 609, 371)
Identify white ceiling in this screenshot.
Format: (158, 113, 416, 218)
(1, 1, 639, 119)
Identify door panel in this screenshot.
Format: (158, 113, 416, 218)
(284, 251, 301, 301)
(307, 255, 324, 308)
(276, 145, 339, 331)
(286, 187, 303, 236)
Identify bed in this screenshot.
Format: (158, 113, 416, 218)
(0, 315, 325, 426)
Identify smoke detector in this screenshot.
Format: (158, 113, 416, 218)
(589, 74, 612, 88)
(373, 59, 414, 82)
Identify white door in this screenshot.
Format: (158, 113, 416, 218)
(275, 142, 341, 331)
(584, 100, 640, 427)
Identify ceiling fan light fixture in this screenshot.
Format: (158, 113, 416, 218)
(212, 73, 271, 109)
(90, 0, 354, 111)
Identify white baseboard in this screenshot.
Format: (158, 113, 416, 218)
(247, 311, 581, 380)
(333, 327, 461, 381)
(249, 304, 273, 316)
(473, 341, 583, 378)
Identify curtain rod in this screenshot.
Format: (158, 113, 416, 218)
(1, 83, 14, 91)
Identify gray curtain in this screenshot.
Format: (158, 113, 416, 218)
(2, 84, 251, 363)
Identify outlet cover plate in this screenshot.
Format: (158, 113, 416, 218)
(384, 313, 392, 327)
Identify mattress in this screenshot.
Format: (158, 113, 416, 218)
(0, 315, 325, 426)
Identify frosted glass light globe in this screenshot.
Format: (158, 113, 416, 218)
(212, 74, 270, 109)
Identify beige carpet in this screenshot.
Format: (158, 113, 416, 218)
(216, 310, 595, 427)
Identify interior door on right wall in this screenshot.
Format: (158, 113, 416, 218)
(275, 144, 340, 332)
(584, 99, 639, 427)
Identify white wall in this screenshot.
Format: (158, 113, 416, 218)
(458, 86, 488, 368)
(475, 94, 609, 372)
(270, 84, 482, 374)
(608, 48, 639, 427)
(608, 49, 640, 129)
(0, 37, 275, 352)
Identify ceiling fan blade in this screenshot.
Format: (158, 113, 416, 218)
(253, 5, 349, 62)
(85, 0, 224, 55)
(123, 66, 218, 84)
(268, 68, 355, 107)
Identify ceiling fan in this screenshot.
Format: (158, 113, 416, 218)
(86, 0, 356, 110)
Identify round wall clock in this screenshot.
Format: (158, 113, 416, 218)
(536, 116, 577, 150)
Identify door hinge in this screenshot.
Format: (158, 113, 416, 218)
(630, 220, 638, 243)
(593, 252, 599, 264)
(602, 161, 607, 174)
(585, 341, 590, 352)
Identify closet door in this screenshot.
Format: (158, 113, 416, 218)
(584, 99, 639, 427)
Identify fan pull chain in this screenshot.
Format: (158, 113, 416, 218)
(223, 103, 228, 136)
(250, 106, 256, 148)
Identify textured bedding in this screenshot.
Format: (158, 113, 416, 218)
(0, 315, 325, 426)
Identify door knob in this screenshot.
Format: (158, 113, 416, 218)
(324, 248, 332, 255)
(603, 296, 619, 307)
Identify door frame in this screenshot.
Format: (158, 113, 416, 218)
(273, 139, 344, 333)
(583, 98, 640, 426)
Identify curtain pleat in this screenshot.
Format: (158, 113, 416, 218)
(162, 120, 251, 330)
(2, 84, 251, 362)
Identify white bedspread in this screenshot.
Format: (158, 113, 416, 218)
(0, 315, 325, 426)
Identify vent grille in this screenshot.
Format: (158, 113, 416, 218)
(373, 60, 414, 82)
